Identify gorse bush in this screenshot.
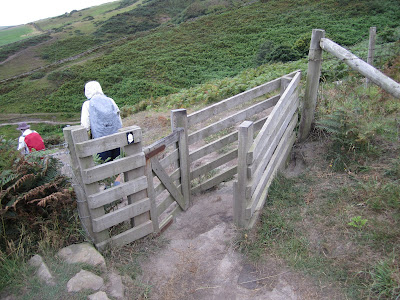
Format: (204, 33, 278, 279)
(255, 41, 302, 66)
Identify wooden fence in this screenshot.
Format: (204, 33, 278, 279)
(64, 125, 155, 250)
(64, 71, 302, 249)
(233, 72, 301, 228)
(298, 28, 400, 141)
(186, 70, 300, 194)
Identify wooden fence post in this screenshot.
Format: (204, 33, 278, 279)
(298, 29, 325, 142)
(280, 76, 292, 95)
(63, 125, 95, 241)
(69, 126, 110, 244)
(120, 126, 150, 227)
(171, 109, 191, 210)
(365, 26, 377, 88)
(234, 121, 253, 228)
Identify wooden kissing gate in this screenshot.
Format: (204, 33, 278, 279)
(64, 71, 302, 250)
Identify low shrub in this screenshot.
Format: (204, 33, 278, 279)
(316, 108, 378, 172)
(0, 140, 83, 259)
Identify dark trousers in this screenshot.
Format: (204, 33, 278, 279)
(98, 148, 120, 162)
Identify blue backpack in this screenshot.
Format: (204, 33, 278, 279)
(89, 95, 122, 139)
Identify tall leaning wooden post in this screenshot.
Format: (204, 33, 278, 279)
(234, 121, 253, 228)
(298, 29, 325, 142)
(63, 125, 95, 241)
(171, 109, 191, 210)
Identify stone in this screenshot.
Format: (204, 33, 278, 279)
(57, 243, 106, 270)
(106, 271, 125, 299)
(28, 254, 56, 286)
(88, 291, 110, 300)
(67, 269, 104, 292)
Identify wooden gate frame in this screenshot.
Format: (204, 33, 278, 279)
(64, 125, 154, 250)
(143, 120, 190, 233)
(64, 109, 192, 249)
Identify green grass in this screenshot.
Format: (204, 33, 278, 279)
(0, 26, 39, 47)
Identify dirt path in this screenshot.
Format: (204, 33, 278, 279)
(0, 113, 80, 127)
(137, 168, 342, 300)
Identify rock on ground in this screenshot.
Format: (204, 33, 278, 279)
(88, 291, 111, 300)
(106, 271, 125, 299)
(67, 269, 104, 293)
(28, 254, 56, 286)
(57, 242, 106, 270)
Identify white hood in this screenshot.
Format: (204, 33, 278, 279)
(85, 81, 104, 99)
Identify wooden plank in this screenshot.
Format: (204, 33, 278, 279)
(154, 167, 180, 197)
(248, 113, 298, 196)
(246, 129, 296, 218)
(249, 99, 299, 180)
(157, 194, 175, 215)
(190, 130, 238, 163)
(154, 181, 166, 197)
(171, 109, 191, 210)
(92, 198, 151, 232)
(159, 204, 182, 232)
(143, 129, 182, 155)
(246, 175, 273, 229)
(122, 138, 149, 228)
(320, 37, 400, 98)
(188, 94, 279, 145)
(75, 127, 142, 158)
(151, 158, 185, 209)
(159, 149, 179, 169)
(191, 166, 237, 194)
(190, 148, 238, 180)
(96, 220, 154, 250)
(159, 215, 173, 232)
(82, 153, 145, 184)
(253, 115, 269, 132)
(88, 176, 148, 209)
(189, 114, 269, 164)
(71, 126, 109, 244)
(146, 159, 159, 232)
(187, 78, 280, 127)
(234, 121, 254, 228)
(246, 132, 296, 227)
(249, 72, 300, 163)
(63, 126, 95, 240)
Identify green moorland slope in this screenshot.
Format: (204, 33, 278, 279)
(0, 0, 399, 117)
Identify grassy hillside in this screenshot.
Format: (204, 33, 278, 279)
(0, 25, 42, 47)
(0, 0, 399, 117)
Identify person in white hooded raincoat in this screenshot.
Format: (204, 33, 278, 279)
(81, 81, 122, 162)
